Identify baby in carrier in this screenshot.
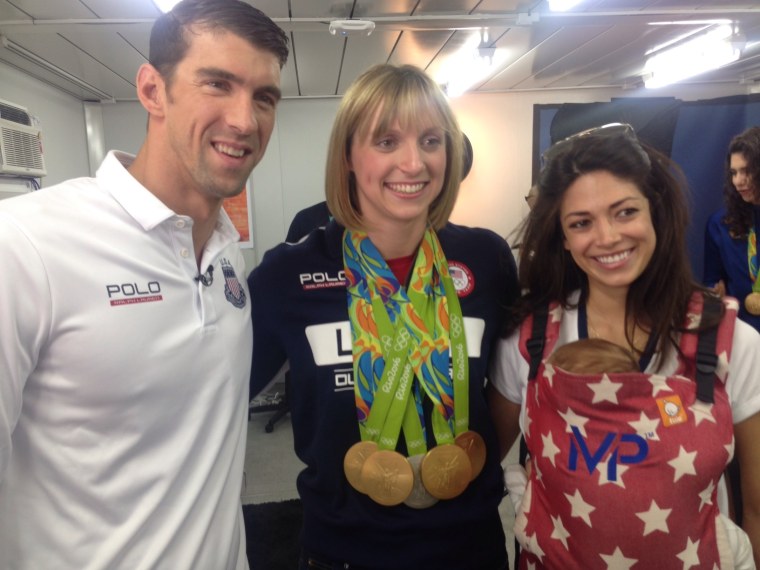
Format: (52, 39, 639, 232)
(547, 338, 638, 374)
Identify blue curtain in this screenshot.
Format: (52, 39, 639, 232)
(671, 96, 760, 278)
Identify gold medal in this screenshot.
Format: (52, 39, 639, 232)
(360, 450, 414, 506)
(420, 444, 471, 500)
(455, 430, 487, 481)
(403, 454, 439, 509)
(343, 441, 378, 494)
(745, 292, 760, 315)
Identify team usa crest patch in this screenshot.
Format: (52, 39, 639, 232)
(221, 258, 246, 308)
(448, 261, 474, 298)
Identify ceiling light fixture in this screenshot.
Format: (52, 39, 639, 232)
(328, 20, 375, 37)
(436, 29, 506, 98)
(648, 19, 732, 26)
(0, 36, 113, 101)
(547, 0, 583, 12)
(644, 24, 742, 89)
(152, 0, 181, 13)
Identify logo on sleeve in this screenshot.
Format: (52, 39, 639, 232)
(448, 261, 474, 297)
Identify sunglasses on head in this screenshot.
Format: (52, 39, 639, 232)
(541, 122, 639, 165)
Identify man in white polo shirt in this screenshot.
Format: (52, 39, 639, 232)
(0, 1, 288, 568)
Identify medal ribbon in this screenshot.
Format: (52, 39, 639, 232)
(343, 229, 468, 454)
(749, 225, 760, 293)
(405, 232, 470, 443)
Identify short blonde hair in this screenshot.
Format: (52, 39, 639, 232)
(325, 64, 463, 231)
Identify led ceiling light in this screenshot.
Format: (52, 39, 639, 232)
(435, 30, 507, 98)
(328, 20, 375, 37)
(644, 24, 742, 89)
(152, 0, 181, 13)
(547, 0, 583, 12)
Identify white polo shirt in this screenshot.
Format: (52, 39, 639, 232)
(0, 151, 252, 569)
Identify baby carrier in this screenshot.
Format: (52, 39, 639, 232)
(514, 293, 738, 569)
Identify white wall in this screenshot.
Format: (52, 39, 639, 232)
(0, 61, 89, 187)
(100, 101, 147, 156)
(249, 98, 338, 266)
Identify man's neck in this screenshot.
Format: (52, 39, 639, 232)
(128, 143, 222, 267)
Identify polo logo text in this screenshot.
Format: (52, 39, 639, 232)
(299, 271, 347, 290)
(107, 281, 163, 306)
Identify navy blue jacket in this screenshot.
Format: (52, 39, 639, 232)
(704, 208, 760, 332)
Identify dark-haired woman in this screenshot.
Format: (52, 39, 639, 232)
(704, 125, 760, 333)
(489, 124, 760, 568)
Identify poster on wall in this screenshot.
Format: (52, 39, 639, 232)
(223, 184, 254, 249)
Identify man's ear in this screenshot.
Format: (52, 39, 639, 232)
(135, 63, 166, 117)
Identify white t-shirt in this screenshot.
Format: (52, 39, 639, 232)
(0, 151, 252, 569)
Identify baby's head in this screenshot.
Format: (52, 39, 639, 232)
(548, 338, 638, 374)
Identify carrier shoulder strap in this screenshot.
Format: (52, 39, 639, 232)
(694, 295, 722, 404)
(526, 305, 549, 381)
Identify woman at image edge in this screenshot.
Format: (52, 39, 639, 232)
(704, 125, 760, 333)
(488, 125, 760, 568)
(249, 64, 519, 569)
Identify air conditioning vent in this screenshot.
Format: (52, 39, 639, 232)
(0, 99, 46, 177)
(0, 102, 31, 126)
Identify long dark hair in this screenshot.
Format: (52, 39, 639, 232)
(508, 127, 717, 367)
(722, 126, 760, 238)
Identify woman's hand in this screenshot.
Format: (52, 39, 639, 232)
(712, 280, 726, 297)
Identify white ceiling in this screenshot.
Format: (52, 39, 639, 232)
(1, 0, 759, 102)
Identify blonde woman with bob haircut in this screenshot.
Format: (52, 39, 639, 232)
(248, 64, 520, 570)
(325, 64, 463, 232)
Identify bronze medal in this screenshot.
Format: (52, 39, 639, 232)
(745, 292, 760, 315)
(455, 430, 487, 481)
(343, 441, 378, 494)
(360, 449, 414, 506)
(403, 454, 439, 509)
(420, 444, 471, 500)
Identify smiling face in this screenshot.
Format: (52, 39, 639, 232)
(561, 170, 656, 297)
(160, 27, 281, 202)
(349, 114, 447, 236)
(729, 152, 759, 204)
